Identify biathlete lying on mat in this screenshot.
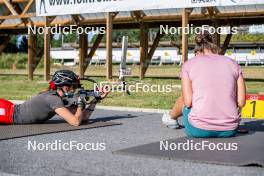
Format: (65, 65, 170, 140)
(162, 31, 246, 138)
(0, 70, 108, 126)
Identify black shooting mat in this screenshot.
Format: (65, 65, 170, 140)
(115, 120, 264, 167)
(0, 120, 121, 140)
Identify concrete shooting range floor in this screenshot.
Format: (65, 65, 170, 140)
(0, 109, 263, 176)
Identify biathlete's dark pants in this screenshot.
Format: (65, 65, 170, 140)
(0, 99, 14, 125)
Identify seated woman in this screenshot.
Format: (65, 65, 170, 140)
(0, 70, 108, 126)
(162, 31, 246, 138)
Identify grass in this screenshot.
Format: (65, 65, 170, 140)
(0, 75, 181, 109)
(0, 65, 263, 109)
(0, 65, 263, 79)
(0, 53, 28, 69)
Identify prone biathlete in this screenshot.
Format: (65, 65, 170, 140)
(0, 70, 108, 126)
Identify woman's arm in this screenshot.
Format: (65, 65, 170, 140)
(181, 76, 193, 108)
(237, 75, 246, 108)
(57, 92, 109, 125)
(55, 107, 83, 126)
(82, 100, 97, 121)
(81, 91, 109, 121)
(65, 102, 97, 122)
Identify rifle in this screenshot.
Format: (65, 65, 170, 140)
(62, 77, 103, 107)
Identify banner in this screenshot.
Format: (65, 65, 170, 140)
(36, 0, 264, 16)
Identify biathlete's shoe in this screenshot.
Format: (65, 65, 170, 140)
(162, 112, 182, 129)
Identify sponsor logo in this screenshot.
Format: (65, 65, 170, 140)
(0, 108, 6, 116)
(191, 0, 217, 4)
(38, 0, 123, 14)
(39, 0, 47, 14)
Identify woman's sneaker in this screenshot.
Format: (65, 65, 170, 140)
(162, 112, 181, 129)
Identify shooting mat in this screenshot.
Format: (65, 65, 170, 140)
(115, 132, 264, 167)
(0, 120, 121, 140)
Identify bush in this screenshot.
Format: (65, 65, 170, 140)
(0, 53, 28, 69)
(0, 53, 57, 69)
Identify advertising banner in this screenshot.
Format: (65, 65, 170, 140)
(36, 0, 264, 16)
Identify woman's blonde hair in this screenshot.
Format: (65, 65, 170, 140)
(194, 31, 221, 54)
(39, 87, 52, 94)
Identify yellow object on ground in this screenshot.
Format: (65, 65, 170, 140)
(241, 94, 264, 119)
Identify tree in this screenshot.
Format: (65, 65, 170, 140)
(0, 36, 19, 53)
(18, 35, 28, 52)
(64, 33, 77, 43)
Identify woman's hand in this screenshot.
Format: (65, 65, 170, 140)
(98, 86, 110, 100)
(100, 91, 109, 99)
(77, 96, 86, 110)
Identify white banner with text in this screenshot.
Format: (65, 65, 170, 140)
(36, 0, 264, 16)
